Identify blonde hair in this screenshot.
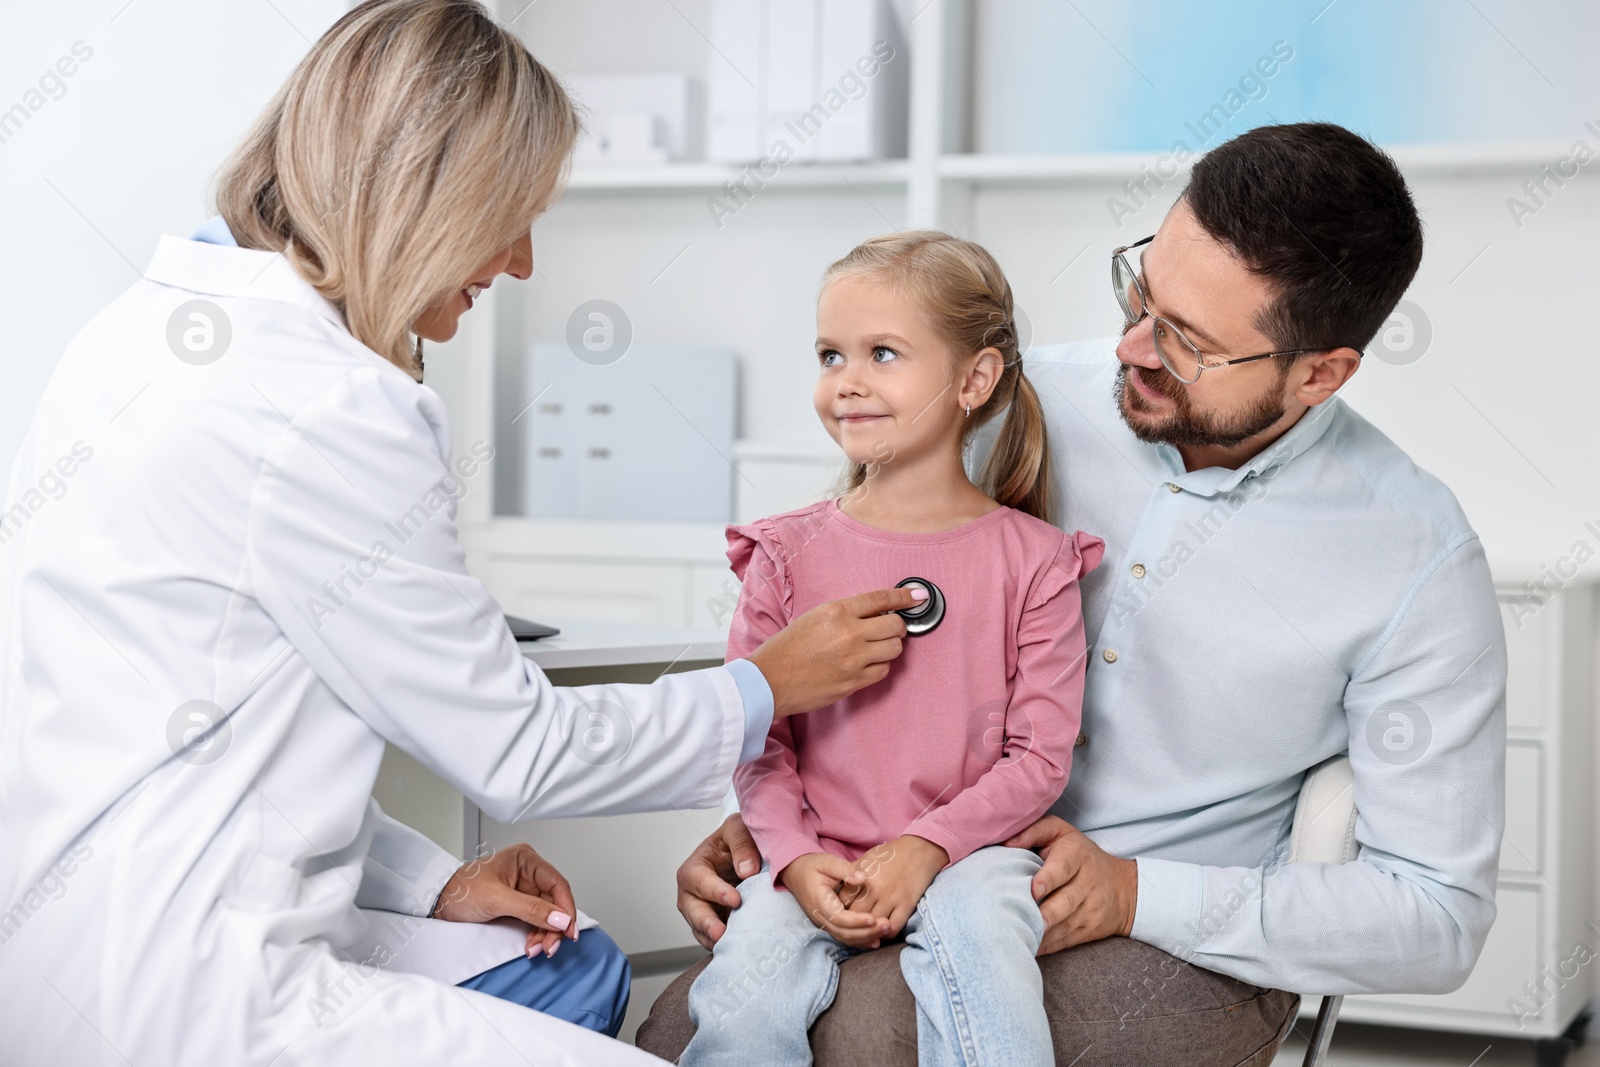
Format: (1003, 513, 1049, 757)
(823, 230, 1053, 523)
(213, 0, 578, 378)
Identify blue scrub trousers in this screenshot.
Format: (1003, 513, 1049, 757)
(456, 926, 632, 1038)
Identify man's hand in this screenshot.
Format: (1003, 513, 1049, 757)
(841, 835, 948, 939)
(432, 843, 578, 960)
(747, 587, 922, 718)
(675, 814, 764, 950)
(1007, 815, 1137, 955)
(779, 852, 891, 948)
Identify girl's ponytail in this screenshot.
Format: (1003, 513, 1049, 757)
(979, 370, 1052, 524)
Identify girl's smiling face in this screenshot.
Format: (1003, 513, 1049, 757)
(814, 274, 998, 468)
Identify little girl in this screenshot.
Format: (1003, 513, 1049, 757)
(682, 231, 1102, 1066)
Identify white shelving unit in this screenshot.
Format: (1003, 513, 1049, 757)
(563, 159, 912, 191)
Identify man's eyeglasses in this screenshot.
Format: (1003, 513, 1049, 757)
(1111, 236, 1335, 384)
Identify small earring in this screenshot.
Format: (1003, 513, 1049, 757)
(965, 403, 971, 418)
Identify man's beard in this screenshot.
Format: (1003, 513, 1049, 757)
(1113, 362, 1287, 449)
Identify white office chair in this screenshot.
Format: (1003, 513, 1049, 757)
(1286, 754, 1358, 1066)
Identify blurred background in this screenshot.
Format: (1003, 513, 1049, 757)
(5, 1, 1599, 1061)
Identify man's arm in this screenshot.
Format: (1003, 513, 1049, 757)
(1019, 539, 1507, 993)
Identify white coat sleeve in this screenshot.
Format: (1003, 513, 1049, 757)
(353, 799, 463, 916)
(245, 369, 746, 823)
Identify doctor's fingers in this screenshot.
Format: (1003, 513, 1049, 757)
(841, 585, 926, 620)
(490, 880, 578, 937)
(525, 929, 563, 958)
(513, 847, 579, 939)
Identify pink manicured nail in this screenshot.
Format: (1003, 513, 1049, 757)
(548, 911, 571, 931)
(909, 586, 929, 601)
(546, 940, 560, 957)
(525, 943, 538, 959)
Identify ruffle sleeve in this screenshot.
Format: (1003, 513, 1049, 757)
(1025, 529, 1106, 612)
(725, 520, 793, 599)
(724, 520, 795, 658)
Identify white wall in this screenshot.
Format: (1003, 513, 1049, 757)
(0, 0, 349, 491)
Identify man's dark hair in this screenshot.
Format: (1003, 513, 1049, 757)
(1183, 122, 1423, 355)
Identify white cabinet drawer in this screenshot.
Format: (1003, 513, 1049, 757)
(1501, 743, 1542, 876)
(483, 558, 691, 627)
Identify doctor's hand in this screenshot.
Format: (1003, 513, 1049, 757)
(748, 586, 921, 719)
(1007, 816, 1137, 955)
(675, 813, 765, 950)
(432, 843, 580, 959)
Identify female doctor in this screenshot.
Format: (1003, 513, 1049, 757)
(0, 2, 918, 1064)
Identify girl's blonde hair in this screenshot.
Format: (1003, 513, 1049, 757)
(823, 230, 1053, 523)
(213, 0, 577, 378)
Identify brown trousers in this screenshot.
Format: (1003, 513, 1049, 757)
(636, 937, 1299, 1066)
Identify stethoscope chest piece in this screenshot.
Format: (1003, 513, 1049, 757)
(895, 576, 946, 636)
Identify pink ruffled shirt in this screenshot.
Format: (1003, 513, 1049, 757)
(727, 498, 1105, 880)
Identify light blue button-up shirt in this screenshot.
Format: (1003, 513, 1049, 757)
(186, 217, 774, 763)
(997, 339, 1506, 994)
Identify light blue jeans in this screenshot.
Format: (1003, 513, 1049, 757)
(681, 846, 1049, 1066)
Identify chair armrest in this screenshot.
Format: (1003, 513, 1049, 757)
(1287, 754, 1357, 866)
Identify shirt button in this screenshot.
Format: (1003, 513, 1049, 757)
(1102, 648, 1119, 663)
(1075, 731, 1087, 747)
(1130, 563, 1146, 579)
(1168, 482, 1181, 493)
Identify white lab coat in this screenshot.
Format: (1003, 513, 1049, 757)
(0, 235, 746, 1065)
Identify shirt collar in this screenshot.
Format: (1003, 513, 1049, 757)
(1158, 395, 1344, 497)
(143, 219, 347, 332)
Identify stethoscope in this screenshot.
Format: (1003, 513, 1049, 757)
(893, 576, 946, 636)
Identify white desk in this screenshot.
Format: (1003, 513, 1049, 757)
(515, 619, 727, 674)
